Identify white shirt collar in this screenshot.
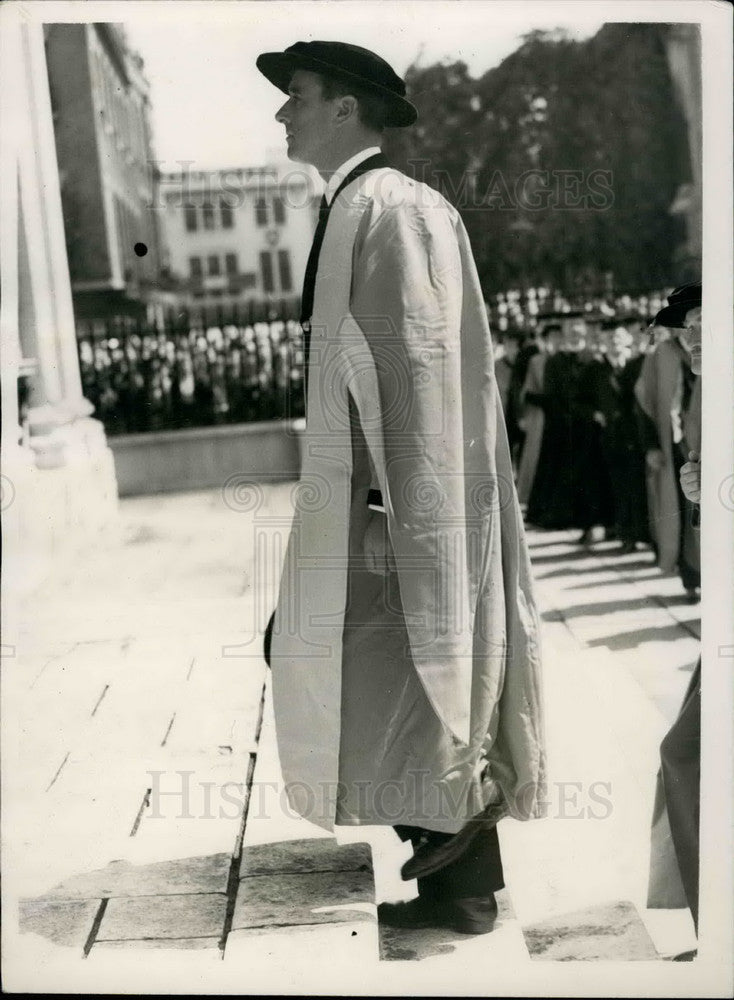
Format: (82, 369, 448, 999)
(324, 146, 382, 206)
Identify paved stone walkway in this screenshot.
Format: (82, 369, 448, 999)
(4, 485, 703, 991)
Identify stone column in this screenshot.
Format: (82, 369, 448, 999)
(1, 13, 119, 594)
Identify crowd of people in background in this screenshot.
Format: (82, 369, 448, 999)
(494, 298, 701, 601)
(76, 286, 702, 607)
(78, 317, 306, 435)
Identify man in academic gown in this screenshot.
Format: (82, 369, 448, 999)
(646, 283, 702, 948)
(571, 323, 616, 543)
(590, 322, 650, 552)
(525, 316, 587, 529)
(494, 329, 523, 466)
(257, 41, 546, 935)
(634, 291, 701, 599)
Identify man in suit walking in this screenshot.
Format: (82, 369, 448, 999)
(257, 40, 546, 934)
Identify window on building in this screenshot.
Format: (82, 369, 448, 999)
(273, 196, 286, 225)
(225, 253, 238, 276)
(113, 196, 124, 278)
(208, 255, 221, 276)
(202, 203, 215, 230)
(277, 250, 292, 293)
(184, 205, 198, 231)
(260, 251, 274, 294)
(189, 257, 202, 278)
(255, 198, 268, 227)
(240, 273, 257, 290)
(220, 201, 234, 229)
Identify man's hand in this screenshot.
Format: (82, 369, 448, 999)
(646, 448, 665, 472)
(363, 509, 397, 576)
(680, 450, 701, 504)
(593, 411, 607, 428)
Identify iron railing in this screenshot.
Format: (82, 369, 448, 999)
(76, 298, 304, 435)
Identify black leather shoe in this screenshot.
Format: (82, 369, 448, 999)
(378, 895, 498, 935)
(451, 896, 499, 934)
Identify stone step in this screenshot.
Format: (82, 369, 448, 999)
(226, 837, 377, 963)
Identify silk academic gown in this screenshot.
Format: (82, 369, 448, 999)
(269, 167, 546, 834)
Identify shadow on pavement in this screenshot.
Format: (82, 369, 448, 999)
(530, 548, 609, 565)
(586, 623, 699, 651)
(541, 596, 667, 622)
(540, 559, 657, 582)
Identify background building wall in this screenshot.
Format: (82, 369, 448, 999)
(45, 24, 111, 286)
(664, 23, 702, 281)
(45, 22, 167, 319)
(160, 166, 317, 307)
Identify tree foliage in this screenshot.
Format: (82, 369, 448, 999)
(384, 23, 692, 296)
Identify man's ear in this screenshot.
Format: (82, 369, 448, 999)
(335, 94, 359, 123)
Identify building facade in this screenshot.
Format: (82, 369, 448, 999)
(45, 22, 168, 320)
(159, 165, 318, 309)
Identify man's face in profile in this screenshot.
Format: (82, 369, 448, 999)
(274, 69, 339, 168)
(679, 305, 702, 375)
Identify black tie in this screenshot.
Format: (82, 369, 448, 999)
(299, 194, 330, 332)
(300, 152, 389, 374)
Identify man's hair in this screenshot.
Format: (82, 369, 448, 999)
(317, 73, 388, 132)
(540, 323, 562, 338)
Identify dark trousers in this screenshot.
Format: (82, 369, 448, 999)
(660, 658, 701, 931)
(672, 442, 701, 591)
(394, 823, 505, 901)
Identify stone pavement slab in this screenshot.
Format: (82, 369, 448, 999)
(240, 838, 372, 877)
(234, 869, 375, 929)
(19, 898, 101, 952)
(93, 936, 220, 951)
(225, 918, 379, 966)
(98, 892, 227, 942)
(523, 900, 658, 961)
(34, 853, 232, 901)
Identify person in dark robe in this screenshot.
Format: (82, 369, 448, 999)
(494, 329, 523, 466)
(593, 322, 650, 552)
(647, 283, 702, 954)
(525, 315, 586, 529)
(571, 321, 616, 543)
